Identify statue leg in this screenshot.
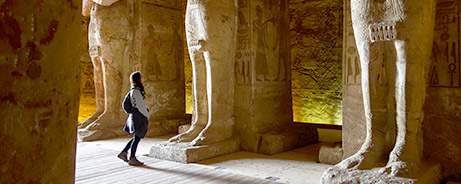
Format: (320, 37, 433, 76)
(169, 0, 211, 142)
(328, 4, 390, 170)
(381, 40, 426, 177)
(78, 56, 105, 128)
(169, 50, 208, 142)
(333, 43, 387, 171)
(380, 0, 434, 177)
(170, 0, 236, 145)
(86, 57, 124, 130)
(189, 0, 236, 146)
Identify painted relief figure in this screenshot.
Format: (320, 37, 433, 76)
(168, 23, 183, 81)
(265, 9, 280, 81)
(144, 25, 162, 81)
(254, 4, 283, 81)
(254, 5, 269, 81)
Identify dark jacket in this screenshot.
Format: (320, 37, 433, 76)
(123, 108, 148, 138)
(123, 87, 149, 138)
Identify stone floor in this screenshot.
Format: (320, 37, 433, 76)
(76, 129, 341, 184)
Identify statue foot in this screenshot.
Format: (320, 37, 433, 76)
(168, 124, 204, 143)
(380, 160, 415, 177)
(85, 112, 121, 131)
(335, 143, 385, 170)
(78, 110, 103, 129)
(188, 126, 231, 146)
(380, 145, 421, 177)
(322, 143, 384, 183)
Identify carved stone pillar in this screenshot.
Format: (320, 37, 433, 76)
(0, 0, 81, 183)
(79, 0, 186, 141)
(322, 0, 441, 183)
(149, 0, 239, 163)
(79, 0, 134, 141)
(234, 0, 318, 154)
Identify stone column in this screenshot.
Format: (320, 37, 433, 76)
(0, 0, 81, 183)
(149, 0, 240, 163)
(423, 0, 461, 180)
(234, 0, 317, 155)
(79, 0, 186, 141)
(340, 0, 461, 181)
(322, 0, 441, 183)
(79, 0, 134, 141)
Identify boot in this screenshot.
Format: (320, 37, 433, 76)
(128, 157, 144, 166)
(117, 151, 128, 162)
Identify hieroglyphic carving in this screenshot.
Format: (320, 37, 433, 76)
(429, 0, 461, 87)
(252, 0, 287, 82)
(343, 0, 361, 85)
(141, 3, 182, 82)
(236, 0, 251, 85)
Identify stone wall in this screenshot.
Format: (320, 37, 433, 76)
(342, 0, 461, 180)
(423, 0, 461, 180)
(289, 0, 343, 125)
(0, 0, 81, 183)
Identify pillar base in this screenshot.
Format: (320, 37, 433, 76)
(258, 125, 318, 155)
(149, 137, 240, 163)
(322, 161, 441, 184)
(318, 142, 343, 165)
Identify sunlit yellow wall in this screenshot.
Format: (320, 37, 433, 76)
(289, 0, 343, 125)
(78, 93, 97, 122)
(182, 0, 193, 114)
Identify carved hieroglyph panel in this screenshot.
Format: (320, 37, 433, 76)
(141, 3, 183, 82)
(343, 0, 361, 85)
(236, 0, 252, 85)
(429, 0, 461, 87)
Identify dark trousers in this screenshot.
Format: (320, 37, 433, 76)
(122, 135, 141, 158)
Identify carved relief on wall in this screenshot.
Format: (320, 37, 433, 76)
(290, 0, 342, 89)
(141, 3, 183, 82)
(290, 0, 343, 125)
(81, 17, 95, 93)
(429, 0, 460, 87)
(343, 0, 361, 85)
(81, 63, 95, 92)
(236, 0, 251, 85)
(252, 0, 287, 82)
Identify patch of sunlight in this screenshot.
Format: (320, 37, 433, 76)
(78, 92, 96, 122)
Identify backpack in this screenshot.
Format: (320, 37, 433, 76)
(122, 91, 134, 113)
